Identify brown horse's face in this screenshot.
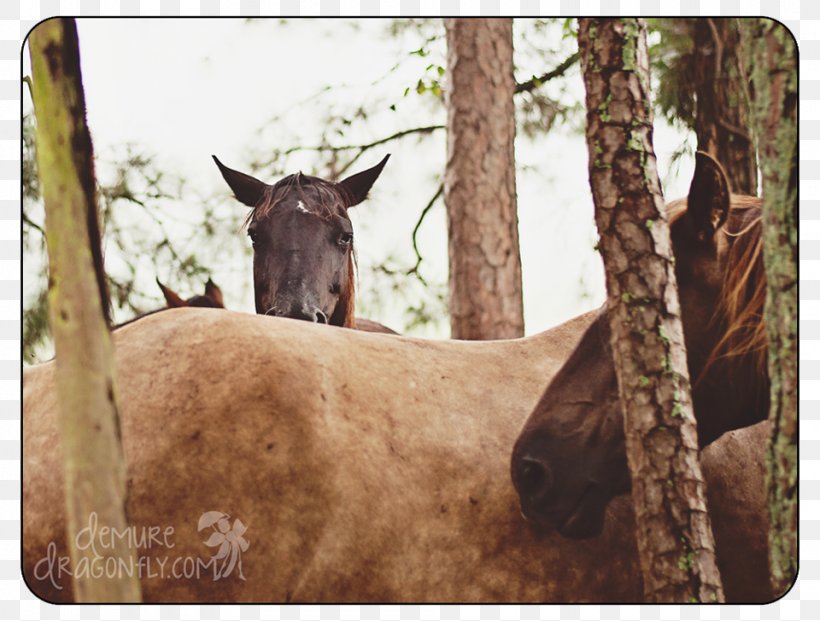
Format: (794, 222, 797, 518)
(213, 154, 389, 326)
(511, 152, 768, 539)
(247, 188, 353, 323)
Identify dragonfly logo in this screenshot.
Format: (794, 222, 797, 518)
(198, 511, 249, 581)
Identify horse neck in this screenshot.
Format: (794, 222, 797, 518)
(693, 353, 770, 446)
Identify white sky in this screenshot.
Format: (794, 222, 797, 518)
(23, 18, 695, 338)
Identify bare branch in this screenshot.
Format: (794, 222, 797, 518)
(515, 51, 580, 94)
(23, 210, 45, 236)
(406, 181, 444, 283)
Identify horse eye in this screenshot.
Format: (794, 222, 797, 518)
(338, 232, 353, 246)
(248, 228, 259, 246)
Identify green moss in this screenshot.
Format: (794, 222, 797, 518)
(621, 20, 640, 71)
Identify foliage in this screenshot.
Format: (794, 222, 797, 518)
(648, 19, 697, 130)
(241, 18, 582, 334)
(22, 117, 247, 363)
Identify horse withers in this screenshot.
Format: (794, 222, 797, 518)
(511, 152, 770, 539)
(213, 155, 397, 334)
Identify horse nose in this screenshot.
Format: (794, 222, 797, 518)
(514, 455, 554, 506)
(275, 304, 326, 324)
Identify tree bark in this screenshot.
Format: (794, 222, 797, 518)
(577, 18, 724, 602)
(691, 18, 757, 194)
(745, 18, 798, 596)
(444, 18, 524, 340)
(29, 18, 142, 603)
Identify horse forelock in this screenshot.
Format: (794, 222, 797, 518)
(667, 195, 767, 388)
(244, 172, 350, 227)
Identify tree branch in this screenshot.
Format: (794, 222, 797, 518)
(515, 51, 580, 94)
(23, 210, 45, 236)
(406, 182, 444, 283)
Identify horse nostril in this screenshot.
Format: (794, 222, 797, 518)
(517, 456, 554, 503)
(315, 310, 328, 324)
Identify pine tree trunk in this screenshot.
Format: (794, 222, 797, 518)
(692, 18, 757, 194)
(577, 18, 724, 602)
(29, 18, 142, 603)
(745, 18, 798, 596)
(444, 18, 524, 340)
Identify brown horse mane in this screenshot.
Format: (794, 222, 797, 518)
(667, 195, 766, 386)
(244, 172, 357, 328)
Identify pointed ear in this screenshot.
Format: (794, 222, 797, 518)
(338, 154, 390, 207)
(204, 278, 224, 308)
(157, 278, 187, 308)
(212, 155, 267, 208)
(687, 151, 730, 242)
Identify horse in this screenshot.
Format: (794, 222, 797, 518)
(511, 152, 771, 541)
(213, 155, 397, 335)
(110, 277, 225, 331)
(157, 276, 390, 334)
(156, 277, 224, 309)
(23, 308, 773, 603)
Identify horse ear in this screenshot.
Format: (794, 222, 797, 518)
(157, 278, 187, 308)
(687, 151, 730, 242)
(338, 154, 390, 207)
(212, 155, 267, 208)
(204, 278, 224, 308)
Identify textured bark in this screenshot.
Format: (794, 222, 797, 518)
(692, 18, 757, 194)
(29, 18, 142, 603)
(745, 18, 798, 596)
(578, 19, 724, 602)
(444, 18, 524, 340)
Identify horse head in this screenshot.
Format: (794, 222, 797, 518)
(213, 154, 390, 327)
(156, 277, 224, 309)
(511, 152, 769, 539)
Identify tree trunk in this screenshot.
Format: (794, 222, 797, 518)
(29, 18, 142, 603)
(444, 18, 524, 340)
(577, 18, 724, 603)
(691, 18, 757, 195)
(745, 18, 798, 596)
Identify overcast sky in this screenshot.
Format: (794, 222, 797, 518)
(23, 18, 694, 339)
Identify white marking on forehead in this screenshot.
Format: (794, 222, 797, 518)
(296, 200, 310, 214)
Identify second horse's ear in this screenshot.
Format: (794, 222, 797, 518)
(338, 154, 390, 207)
(212, 155, 268, 208)
(204, 278, 224, 308)
(687, 151, 730, 242)
(157, 278, 187, 308)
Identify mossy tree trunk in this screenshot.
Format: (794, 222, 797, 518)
(691, 18, 757, 195)
(29, 18, 142, 603)
(444, 18, 524, 340)
(745, 18, 798, 596)
(577, 18, 724, 602)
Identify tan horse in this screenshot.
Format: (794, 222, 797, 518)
(23, 309, 770, 603)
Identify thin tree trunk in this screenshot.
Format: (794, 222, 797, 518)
(444, 18, 524, 340)
(692, 18, 757, 194)
(577, 18, 724, 602)
(745, 18, 798, 596)
(29, 18, 142, 603)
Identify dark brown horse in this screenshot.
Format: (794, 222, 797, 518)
(113, 278, 225, 330)
(213, 155, 396, 333)
(156, 277, 224, 309)
(511, 152, 769, 539)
